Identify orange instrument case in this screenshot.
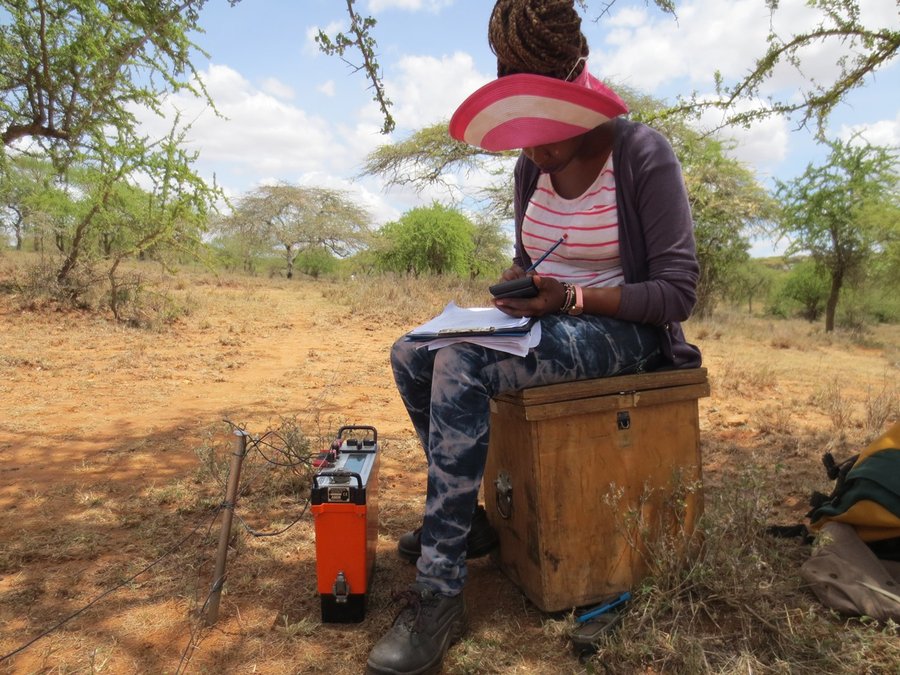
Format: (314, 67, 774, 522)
(311, 425, 379, 623)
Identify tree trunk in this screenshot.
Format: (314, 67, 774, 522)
(108, 258, 123, 321)
(824, 270, 843, 333)
(57, 198, 107, 285)
(285, 244, 294, 279)
(694, 267, 715, 319)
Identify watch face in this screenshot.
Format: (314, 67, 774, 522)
(569, 307, 583, 316)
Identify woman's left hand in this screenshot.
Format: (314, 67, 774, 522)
(493, 275, 567, 317)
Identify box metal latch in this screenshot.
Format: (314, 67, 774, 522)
(332, 571, 350, 604)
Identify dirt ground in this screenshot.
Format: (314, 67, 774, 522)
(0, 268, 897, 674)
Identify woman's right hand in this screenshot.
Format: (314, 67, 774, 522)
(493, 274, 568, 318)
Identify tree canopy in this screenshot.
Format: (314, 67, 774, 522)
(0, 0, 222, 313)
(0, 0, 208, 152)
(776, 137, 899, 331)
(219, 183, 372, 279)
(677, 128, 778, 317)
(375, 203, 478, 277)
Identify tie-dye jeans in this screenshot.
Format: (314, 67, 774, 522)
(389, 313, 663, 596)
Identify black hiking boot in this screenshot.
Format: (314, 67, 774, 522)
(366, 583, 466, 675)
(397, 504, 499, 563)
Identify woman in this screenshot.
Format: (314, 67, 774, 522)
(367, 1, 700, 673)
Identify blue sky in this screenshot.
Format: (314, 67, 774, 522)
(138, 0, 900, 257)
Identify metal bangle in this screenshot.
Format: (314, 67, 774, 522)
(559, 282, 575, 313)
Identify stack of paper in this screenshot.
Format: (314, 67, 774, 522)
(406, 302, 541, 357)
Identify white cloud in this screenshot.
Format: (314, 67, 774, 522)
(593, 0, 892, 102)
(838, 112, 900, 150)
(291, 170, 401, 227)
(595, 1, 772, 92)
(375, 51, 489, 131)
(336, 49, 499, 218)
(749, 235, 789, 258)
(694, 96, 790, 174)
(260, 77, 295, 100)
(133, 64, 353, 192)
(368, 0, 454, 13)
(317, 80, 336, 97)
(593, 0, 900, 181)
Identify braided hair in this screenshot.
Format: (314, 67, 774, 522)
(488, 0, 589, 79)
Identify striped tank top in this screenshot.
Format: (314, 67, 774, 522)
(521, 155, 624, 288)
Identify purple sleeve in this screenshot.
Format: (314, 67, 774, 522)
(614, 124, 699, 326)
(512, 155, 536, 270)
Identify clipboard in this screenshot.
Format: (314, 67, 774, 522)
(406, 320, 536, 341)
(405, 302, 534, 341)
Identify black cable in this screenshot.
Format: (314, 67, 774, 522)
(223, 422, 314, 471)
(172, 429, 313, 672)
(229, 436, 312, 504)
(173, 575, 221, 675)
(0, 505, 224, 664)
(233, 500, 311, 538)
(173, 495, 240, 675)
(252, 434, 315, 468)
(3, 421, 323, 667)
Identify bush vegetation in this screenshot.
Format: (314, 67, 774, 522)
(1, 261, 898, 673)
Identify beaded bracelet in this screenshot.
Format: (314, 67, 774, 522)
(559, 282, 576, 314)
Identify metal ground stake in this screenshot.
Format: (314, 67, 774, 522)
(205, 430, 249, 625)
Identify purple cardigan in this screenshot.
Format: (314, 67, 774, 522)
(513, 118, 702, 368)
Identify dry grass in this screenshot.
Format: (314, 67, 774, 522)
(0, 260, 899, 674)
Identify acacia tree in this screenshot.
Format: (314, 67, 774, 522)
(0, 0, 208, 150)
(697, 0, 900, 136)
(0, 155, 58, 250)
(210, 211, 273, 275)
(727, 260, 776, 315)
(225, 184, 372, 279)
(48, 121, 218, 285)
(676, 129, 777, 317)
(776, 137, 899, 332)
(779, 259, 830, 321)
(0, 1, 222, 307)
(470, 214, 513, 279)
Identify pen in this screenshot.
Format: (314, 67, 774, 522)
(525, 234, 567, 273)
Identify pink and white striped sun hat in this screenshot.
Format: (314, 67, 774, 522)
(449, 66, 628, 152)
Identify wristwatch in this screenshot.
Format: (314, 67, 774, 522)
(568, 285, 584, 316)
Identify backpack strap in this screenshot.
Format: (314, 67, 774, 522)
(808, 452, 859, 515)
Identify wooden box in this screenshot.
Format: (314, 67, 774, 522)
(484, 368, 709, 612)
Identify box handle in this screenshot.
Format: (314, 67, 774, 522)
(494, 471, 513, 519)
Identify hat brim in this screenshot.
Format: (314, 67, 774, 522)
(449, 72, 628, 152)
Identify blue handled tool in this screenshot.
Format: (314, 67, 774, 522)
(575, 591, 631, 623)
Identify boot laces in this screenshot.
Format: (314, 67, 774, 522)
(391, 587, 438, 632)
